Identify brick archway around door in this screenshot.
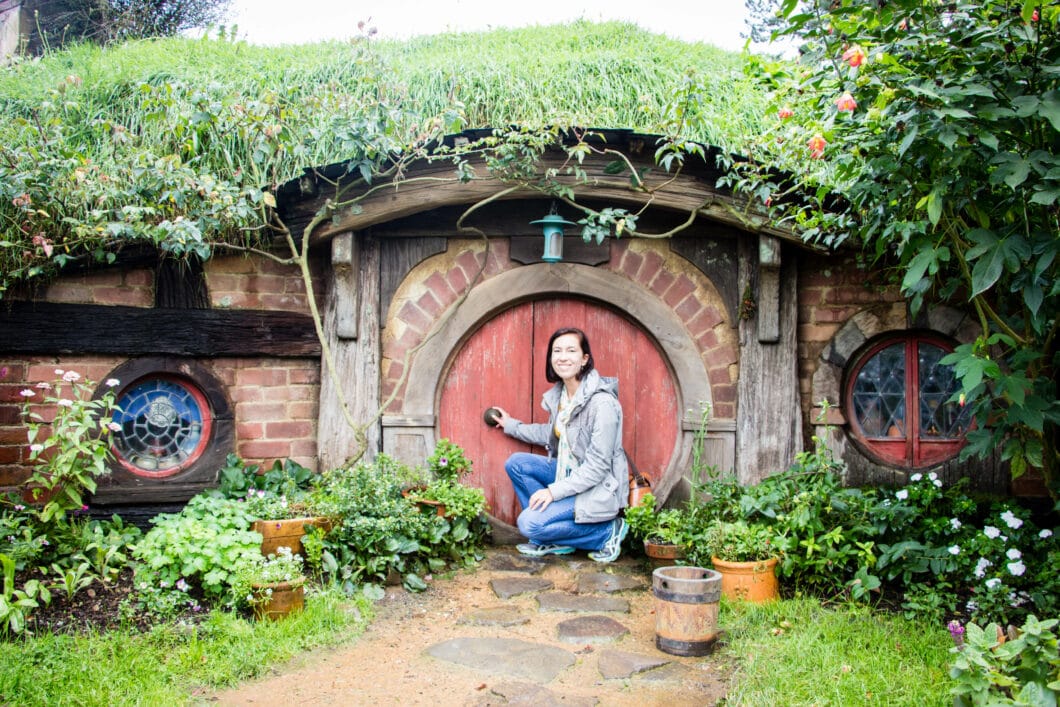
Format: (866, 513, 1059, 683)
(379, 238, 738, 503)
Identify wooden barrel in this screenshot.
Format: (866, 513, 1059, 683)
(652, 566, 722, 657)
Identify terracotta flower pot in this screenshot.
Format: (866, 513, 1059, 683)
(251, 577, 305, 620)
(643, 539, 686, 568)
(710, 556, 779, 603)
(401, 487, 447, 517)
(252, 516, 333, 557)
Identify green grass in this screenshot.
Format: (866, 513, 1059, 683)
(0, 588, 372, 707)
(719, 598, 957, 706)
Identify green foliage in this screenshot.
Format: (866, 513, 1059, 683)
(728, 0, 1060, 495)
(19, 370, 121, 523)
(215, 454, 314, 500)
(131, 494, 261, 615)
(414, 480, 486, 522)
(310, 454, 487, 593)
(228, 546, 305, 611)
(426, 438, 473, 483)
(623, 493, 694, 546)
(0, 553, 51, 636)
(698, 520, 779, 563)
(949, 615, 1060, 706)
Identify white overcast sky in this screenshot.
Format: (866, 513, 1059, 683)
(224, 0, 755, 52)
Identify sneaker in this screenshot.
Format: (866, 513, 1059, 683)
(589, 518, 628, 563)
(516, 543, 576, 557)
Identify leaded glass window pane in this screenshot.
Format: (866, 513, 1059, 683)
(113, 378, 206, 472)
(852, 342, 906, 437)
(919, 343, 972, 438)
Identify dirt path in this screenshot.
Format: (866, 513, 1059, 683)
(206, 547, 732, 706)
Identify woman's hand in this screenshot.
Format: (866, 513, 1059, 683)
(489, 406, 512, 428)
(528, 488, 553, 511)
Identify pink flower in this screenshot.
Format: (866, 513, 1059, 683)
(841, 45, 866, 68)
(807, 134, 827, 159)
(62, 370, 80, 382)
(778, 106, 794, 119)
(19, 389, 35, 398)
(835, 92, 857, 112)
(36, 382, 51, 390)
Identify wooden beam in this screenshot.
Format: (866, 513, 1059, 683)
(331, 232, 359, 340)
(757, 235, 781, 343)
(0, 302, 320, 357)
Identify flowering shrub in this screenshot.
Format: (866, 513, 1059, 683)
(19, 370, 120, 523)
(229, 547, 305, 611)
(426, 439, 472, 482)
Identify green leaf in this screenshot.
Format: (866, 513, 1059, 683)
(1040, 90, 1060, 132)
(603, 160, 627, 175)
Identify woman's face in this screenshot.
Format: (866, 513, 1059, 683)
(550, 333, 589, 382)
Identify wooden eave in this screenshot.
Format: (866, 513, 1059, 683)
(276, 129, 827, 252)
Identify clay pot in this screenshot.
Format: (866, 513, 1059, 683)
(710, 556, 779, 603)
(252, 517, 333, 557)
(251, 578, 305, 620)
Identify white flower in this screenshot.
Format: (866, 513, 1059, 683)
(61, 370, 80, 382)
(895, 489, 909, 500)
(19, 389, 35, 398)
(983, 526, 1001, 539)
(928, 472, 938, 481)
(910, 473, 923, 482)
(950, 518, 962, 530)
(35, 382, 51, 390)
(1040, 529, 1053, 539)
(1000, 510, 1023, 529)
(56, 399, 73, 407)
(985, 578, 1001, 589)
(54, 368, 64, 376)
(933, 479, 942, 488)
(974, 558, 992, 578)
(105, 378, 120, 387)
(1007, 561, 1026, 577)
(1006, 548, 1022, 560)
(948, 545, 960, 555)
(966, 600, 979, 612)
(29, 443, 44, 453)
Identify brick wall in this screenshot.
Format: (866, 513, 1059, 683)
(1, 252, 322, 498)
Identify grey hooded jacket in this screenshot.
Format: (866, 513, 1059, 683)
(502, 369, 629, 523)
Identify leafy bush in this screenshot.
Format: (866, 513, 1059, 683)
(695, 520, 778, 563)
(132, 495, 262, 616)
(948, 615, 1060, 706)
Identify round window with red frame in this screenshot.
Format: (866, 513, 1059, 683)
(845, 333, 973, 469)
(111, 375, 212, 478)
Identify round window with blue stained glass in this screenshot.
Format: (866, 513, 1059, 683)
(112, 376, 212, 477)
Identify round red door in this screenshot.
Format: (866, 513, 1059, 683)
(438, 298, 679, 526)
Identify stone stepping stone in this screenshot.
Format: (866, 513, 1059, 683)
(536, 591, 629, 613)
(556, 615, 630, 644)
(576, 572, 644, 594)
(634, 661, 704, 684)
(490, 577, 554, 599)
(467, 680, 598, 707)
(425, 637, 575, 682)
(597, 649, 670, 680)
(458, 606, 530, 627)
(486, 553, 547, 574)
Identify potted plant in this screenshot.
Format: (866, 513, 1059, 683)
(232, 546, 307, 620)
(221, 456, 334, 556)
(624, 493, 690, 565)
(404, 439, 481, 518)
(697, 520, 779, 602)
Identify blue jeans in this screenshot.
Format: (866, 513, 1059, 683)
(504, 452, 614, 551)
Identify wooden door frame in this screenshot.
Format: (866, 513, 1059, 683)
(381, 261, 731, 504)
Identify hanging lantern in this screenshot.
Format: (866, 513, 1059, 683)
(530, 206, 577, 263)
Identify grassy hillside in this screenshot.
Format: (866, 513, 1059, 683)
(0, 21, 768, 291)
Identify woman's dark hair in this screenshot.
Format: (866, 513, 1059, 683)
(544, 327, 595, 383)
